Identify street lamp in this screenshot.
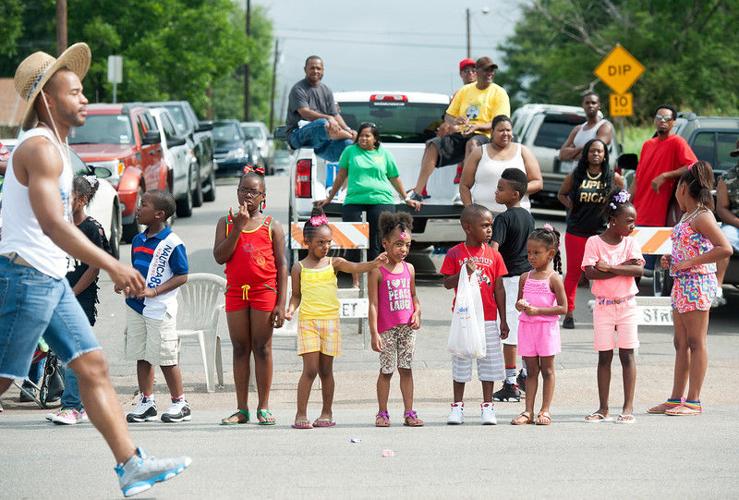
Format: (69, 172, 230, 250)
(465, 7, 490, 58)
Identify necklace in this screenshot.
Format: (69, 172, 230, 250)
(586, 169, 602, 180)
(680, 206, 705, 223)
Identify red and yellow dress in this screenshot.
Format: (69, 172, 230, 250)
(224, 213, 278, 312)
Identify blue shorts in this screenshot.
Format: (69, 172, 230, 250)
(0, 256, 101, 379)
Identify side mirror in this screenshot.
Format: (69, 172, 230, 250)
(142, 130, 161, 145)
(197, 121, 213, 132)
(617, 153, 638, 171)
(273, 126, 287, 140)
(167, 136, 187, 148)
(93, 165, 113, 179)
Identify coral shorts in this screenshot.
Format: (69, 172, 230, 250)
(593, 298, 639, 351)
(225, 282, 278, 312)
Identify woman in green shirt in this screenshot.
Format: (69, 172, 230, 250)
(318, 123, 421, 260)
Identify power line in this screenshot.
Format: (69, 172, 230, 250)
(277, 34, 467, 50)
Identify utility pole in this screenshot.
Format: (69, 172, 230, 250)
(465, 8, 471, 58)
(268, 39, 279, 132)
(243, 0, 251, 121)
(56, 0, 68, 54)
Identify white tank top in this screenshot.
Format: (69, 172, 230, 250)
(573, 119, 608, 148)
(470, 142, 531, 215)
(0, 127, 73, 279)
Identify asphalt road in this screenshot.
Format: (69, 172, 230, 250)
(1, 175, 738, 499)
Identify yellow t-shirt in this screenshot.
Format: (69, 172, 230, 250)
(446, 82, 510, 138)
(298, 259, 340, 319)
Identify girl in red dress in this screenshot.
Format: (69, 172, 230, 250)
(214, 168, 288, 425)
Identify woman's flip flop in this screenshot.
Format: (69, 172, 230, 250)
(256, 408, 276, 425)
(220, 409, 250, 425)
(312, 418, 336, 428)
(292, 419, 313, 429)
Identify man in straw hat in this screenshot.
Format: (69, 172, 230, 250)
(0, 43, 191, 497)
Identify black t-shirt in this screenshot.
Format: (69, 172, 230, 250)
(566, 172, 608, 237)
(286, 79, 337, 135)
(66, 216, 111, 302)
(492, 207, 535, 277)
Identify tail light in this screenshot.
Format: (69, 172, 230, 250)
(370, 94, 408, 107)
(295, 158, 312, 198)
(454, 162, 463, 184)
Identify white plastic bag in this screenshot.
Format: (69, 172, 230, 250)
(448, 269, 486, 359)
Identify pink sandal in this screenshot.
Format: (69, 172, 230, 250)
(403, 410, 424, 427)
(375, 410, 390, 427)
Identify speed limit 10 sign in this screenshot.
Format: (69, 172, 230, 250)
(610, 93, 633, 117)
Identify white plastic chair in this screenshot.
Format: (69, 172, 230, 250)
(176, 273, 226, 392)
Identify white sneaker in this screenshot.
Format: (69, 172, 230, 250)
(481, 402, 497, 425)
(161, 400, 192, 423)
(447, 402, 464, 425)
(126, 397, 158, 423)
(51, 408, 88, 425)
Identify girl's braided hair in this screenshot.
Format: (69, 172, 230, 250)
(379, 211, 413, 240)
(679, 160, 715, 210)
(528, 224, 562, 274)
(303, 206, 330, 241)
(73, 175, 100, 206)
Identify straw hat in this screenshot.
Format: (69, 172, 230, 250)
(14, 42, 91, 130)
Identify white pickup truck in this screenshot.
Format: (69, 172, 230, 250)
(287, 91, 466, 246)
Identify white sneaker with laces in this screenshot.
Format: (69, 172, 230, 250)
(447, 402, 464, 425)
(481, 402, 497, 425)
(116, 447, 191, 497)
(127, 397, 158, 423)
(161, 400, 192, 423)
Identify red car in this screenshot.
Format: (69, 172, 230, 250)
(69, 103, 168, 241)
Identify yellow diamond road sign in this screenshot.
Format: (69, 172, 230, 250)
(594, 44, 645, 95)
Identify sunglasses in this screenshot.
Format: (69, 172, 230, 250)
(237, 187, 264, 197)
(655, 114, 674, 122)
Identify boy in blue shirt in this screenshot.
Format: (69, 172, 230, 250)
(118, 190, 190, 423)
(491, 168, 535, 402)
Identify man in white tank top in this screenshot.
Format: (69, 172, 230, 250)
(558, 92, 613, 173)
(0, 44, 190, 496)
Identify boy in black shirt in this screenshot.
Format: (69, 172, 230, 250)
(491, 168, 535, 402)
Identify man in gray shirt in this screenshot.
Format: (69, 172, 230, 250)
(286, 55, 355, 162)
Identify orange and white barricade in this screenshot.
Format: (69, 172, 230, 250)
(630, 227, 672, 256)
(284, 222, 370, 342)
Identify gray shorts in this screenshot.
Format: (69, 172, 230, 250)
(428, 132, 489, 167)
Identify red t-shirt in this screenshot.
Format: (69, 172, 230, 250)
(633, 135, 697, 226)
(440, 243, 507, 321)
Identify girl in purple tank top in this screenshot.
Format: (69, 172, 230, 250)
(369, 212, 422, 427)
(511, 226, 567, 427)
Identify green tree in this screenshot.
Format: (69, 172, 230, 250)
(0, 0, 273, 121)
(497, 0, 739, 122)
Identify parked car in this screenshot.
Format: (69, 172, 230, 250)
(147, 101, 216, 204)
(271, 149, 291, 175)
(240, 121, 274, 172)
(150, 108, 199, 217)
(283, 91, 469, 245)
(213, 120, 256, 176)
(69, 103, 167, 242)
(512, 103, 621, 206)
(0, 138, 123, 258)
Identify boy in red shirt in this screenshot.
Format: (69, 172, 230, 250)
(441, 204, 509, 425)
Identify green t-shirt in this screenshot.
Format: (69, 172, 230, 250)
(339, 144, 399, 205)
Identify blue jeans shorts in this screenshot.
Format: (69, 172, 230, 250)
(0, 256, 101, 380)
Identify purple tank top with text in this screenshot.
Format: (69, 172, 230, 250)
(377, 262, 414, 333)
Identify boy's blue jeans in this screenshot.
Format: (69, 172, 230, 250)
(287, 119, 352, 162)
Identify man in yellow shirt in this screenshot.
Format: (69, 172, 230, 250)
(409, 56, 510, 201)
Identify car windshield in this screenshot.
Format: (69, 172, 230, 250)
(213, 124, 241, 143)
(162, 105, 189, 135)
(532, 115, 585, 149)
(241, 126, 264, 140)
(69, 115, 133, 145)
(337, 101, 448, 143)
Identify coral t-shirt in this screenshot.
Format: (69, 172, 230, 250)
(633, 135, 697, 226)
(440, 243, 507, 321)
(581, 235, 644, 298)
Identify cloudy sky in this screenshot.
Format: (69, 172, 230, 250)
(255, 0, 523, 115)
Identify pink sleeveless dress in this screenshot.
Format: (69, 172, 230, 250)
(517, 272, 561, 357)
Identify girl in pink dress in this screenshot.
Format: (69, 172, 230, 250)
(649, 161, 732, 416)
(581, 190, 644, 424)
(511, 226, 567, 426)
